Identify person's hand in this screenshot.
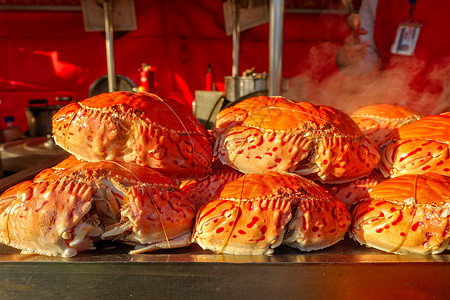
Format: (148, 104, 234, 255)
(336, 13, 369, 70)
(347, 13, 361, 42)
(336, 36, 369, 69)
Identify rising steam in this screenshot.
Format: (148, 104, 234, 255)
(283, 43, 450, 116)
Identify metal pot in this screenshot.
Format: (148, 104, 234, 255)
(25, 97, 72, 137)
(88, 75, 137, 97)
(224, 72, 268, 102)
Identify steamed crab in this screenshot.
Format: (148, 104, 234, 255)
(352, 173, 450, 254)
(320, 170, 385, 208)
(180, 159, 243, 210)
(193, 172, 351, 255)
(0, 158, 196, 257)
(214, 96, 380, 184)
(351, 104, 421, 146)
(379, 112, 450, 177)
(52, 91, 212, 181)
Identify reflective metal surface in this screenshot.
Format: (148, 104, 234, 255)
(0, 151, 69, 194)
(231, 0, 240, 79)
(104, 0, 116, 92)
(224, 74, 268, 102)
(269, 0, 284, 96)
(0, 239, 448, 299)
(1, 238, 449, 264)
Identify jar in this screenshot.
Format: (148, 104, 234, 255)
(1, 116, 23, 142)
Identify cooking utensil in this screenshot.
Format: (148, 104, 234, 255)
(224, 71, 268, 102)
(24, 97, 72, 137)
(88, 74, 137, 97)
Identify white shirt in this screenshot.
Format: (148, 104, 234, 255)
(358, 0, 380, 74)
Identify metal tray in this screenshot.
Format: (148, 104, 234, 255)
(0, 238, 449, 299)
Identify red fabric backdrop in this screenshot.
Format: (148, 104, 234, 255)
(0, 1, 348, 131)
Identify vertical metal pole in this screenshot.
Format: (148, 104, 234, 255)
(269, 0, 284, 96)
(232, 0, 240, 78)
(104, 0, 116, 92)
(232, 0, 240, 101)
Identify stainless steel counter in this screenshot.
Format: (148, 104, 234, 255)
(0, 138, 70, 195)
(0, 238, 449, 299)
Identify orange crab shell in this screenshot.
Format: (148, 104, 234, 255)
(282, 189, 351, 252)
(52, 91, 213, 181)
(179, 160, 243, 210)
(192, 172, 351, 255)
(351, 173, 450, 254)
(378, 112, 450, 178)
(0, 178, 94, 257)
(214, 96, 380, 184)
(351, 104, 421, 146)
(320, 170, 385, 208)
(0, 160, 196, 257)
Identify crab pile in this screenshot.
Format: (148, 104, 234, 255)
(349, 107, 450, 254)
(191, 99, 450, 255)
(2, 91, 448, 257)
(0, 91, 211, 257)
(317, 104, 421, 208)
(190, 96, 382, 254)
(0, 158, 195, 257)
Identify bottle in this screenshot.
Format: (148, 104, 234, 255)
(1, 116, 23, 142)
(205, 63, 216, 91)
(138, 63, 156, 93)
